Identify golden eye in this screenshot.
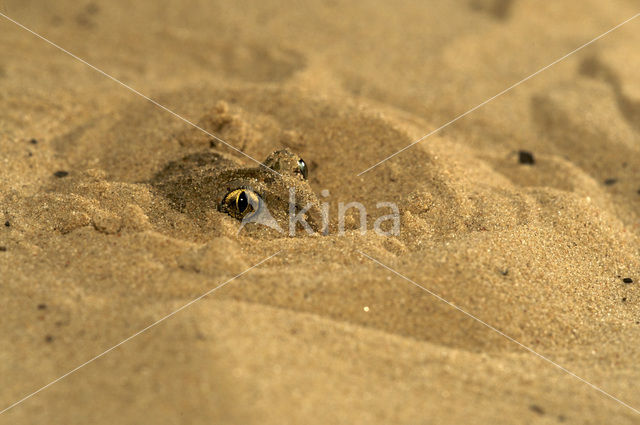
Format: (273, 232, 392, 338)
(297, 158, 308, 180)
(222, 189, 260, 220)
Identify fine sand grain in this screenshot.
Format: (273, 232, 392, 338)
(1, 1, 640, 424)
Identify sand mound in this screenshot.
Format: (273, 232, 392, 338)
(1, 1, 640, 424)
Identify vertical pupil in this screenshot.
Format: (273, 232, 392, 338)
(297, 159, 308, 179)
(237, 191, 248, 213)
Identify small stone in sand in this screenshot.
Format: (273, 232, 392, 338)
(30, 138, 38, 145)
(4, 221, 9, 227)
(44, 335, 54, 343)
(604, 178, 617, 186)
(37, 303, 47, 310)
(518, 151, 535, 165)
(529, 404, 545, 415)
(622, 278, 633, 284)
(53, 170, 69, 178)
(0, 246, 6, 252)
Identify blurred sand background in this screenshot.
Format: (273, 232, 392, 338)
(1, 0, 640, 423)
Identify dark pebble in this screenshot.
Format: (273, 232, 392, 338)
(44, 335, 54, 343)
(30, 138, 38, 145)
(0, 246, 6, 252)
(529, 404, 545, 415)
(622, 297, 627, 302)
(518, 151, 535, 165)
(623, 278, 633, 284)
(37, 303, 47, 310)
(53, 170, 69, 178)
(4, 221, 9, 227)
(604, 178, 617, 186)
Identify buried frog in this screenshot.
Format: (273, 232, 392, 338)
(150, 149, 324, 235)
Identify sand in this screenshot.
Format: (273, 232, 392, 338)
(1, 1, 640, 424)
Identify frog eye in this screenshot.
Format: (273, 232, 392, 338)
(222, 189, 260, 220)
(297, 158, 308, 180)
